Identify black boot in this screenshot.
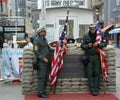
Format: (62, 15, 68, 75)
(43, 93, 48, 97)
(38, 93, 48, 98)
(91, 91, 98, 96)
(91, 88, 98, 96)
(95, 88, 99, 96)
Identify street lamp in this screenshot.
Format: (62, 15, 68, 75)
(13, 8, 20, 48)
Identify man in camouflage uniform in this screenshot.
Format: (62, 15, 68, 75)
(33, 27, 54, 98)
(81, 24, 107, 96)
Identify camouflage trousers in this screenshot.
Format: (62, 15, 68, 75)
(86, 55, 101, 92)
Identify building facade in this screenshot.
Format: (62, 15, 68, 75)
(0, 0, 37, 39)
(92, 0, 104, 23)
(1, 0, 105, 42)
(32, 0, 95, 42)
(104, 0, 120, 27)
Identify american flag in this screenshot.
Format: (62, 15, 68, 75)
(49, 10, 69, 87)
(96, 14, 108, 81)
(49, 26, 67, 87)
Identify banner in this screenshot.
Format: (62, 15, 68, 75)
(1, 48, 23, 80)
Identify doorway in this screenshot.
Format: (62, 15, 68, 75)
(59, 20, 74, 38)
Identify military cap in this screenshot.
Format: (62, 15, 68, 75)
(36, 27, 46, 34)
(89, 23, 96, 30)
(67, 38, 75, 44)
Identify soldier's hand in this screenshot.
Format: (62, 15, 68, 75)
(44, 58, 49, 63)
(88, 43, 93, 47)
(93, 42, 98, 47)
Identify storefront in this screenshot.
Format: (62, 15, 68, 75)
(2, 17, 26, 41)
(32, 7, 93, 43)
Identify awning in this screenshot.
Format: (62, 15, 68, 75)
(109, 28, 120, 34)
(102, 25, 113, 32)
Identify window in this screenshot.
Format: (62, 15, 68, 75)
(79, 25, 89, 38)
(46, 24, 54, 42)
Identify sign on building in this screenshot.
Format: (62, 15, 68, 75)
(2, 17, 26, 40)
(46, 0, 85, 8)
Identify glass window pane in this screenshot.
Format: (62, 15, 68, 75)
(46, 24, 54, 42)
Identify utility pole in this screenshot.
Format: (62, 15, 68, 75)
(39, 0, 46, 28)
(0, 0, 3, 12)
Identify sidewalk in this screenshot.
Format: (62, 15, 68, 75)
(115, 48, 120, 99)
(116, 69, 120, 99)
(0, 49, 2, 81)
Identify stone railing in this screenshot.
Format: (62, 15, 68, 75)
(22, 44, 116, 94)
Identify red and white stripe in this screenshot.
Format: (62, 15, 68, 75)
(96, 30, 108, 81)
(49, 38, 67, 87)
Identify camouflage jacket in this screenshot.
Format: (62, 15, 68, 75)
(33, 34, 54, 61)
(81, 32, 107, 55)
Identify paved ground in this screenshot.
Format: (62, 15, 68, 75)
(0, 82, 24, 100)
(0, 47, 120, 100)
(0, 49, 24, 100)
(115, 48, 120, 99)
(116, 69, 120, 100)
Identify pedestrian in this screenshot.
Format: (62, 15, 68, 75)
(25, 37, 33, 47)
(81, 23, 107, 96)
(33, 27, 54, 98)
(30, 31, 38, 43)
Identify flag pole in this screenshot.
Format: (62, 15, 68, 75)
(96, 13, 107, 100)
(53, 83, 56, 94)
(52, 9, 70, 94)
(100, 49, 107, 100)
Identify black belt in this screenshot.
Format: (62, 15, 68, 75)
(88, 54, 99, 56)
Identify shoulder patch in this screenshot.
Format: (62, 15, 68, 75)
(34, 45, 38, 50)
